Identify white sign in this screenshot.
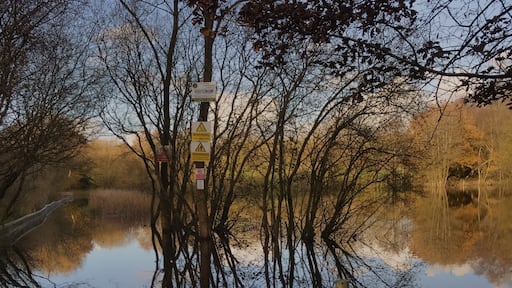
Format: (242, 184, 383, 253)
(196, 179, 205, 190)
(191, 121, 212, 142)
(191, 82, 216, 102)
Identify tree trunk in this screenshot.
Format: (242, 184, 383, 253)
(197, 7, 215, 288)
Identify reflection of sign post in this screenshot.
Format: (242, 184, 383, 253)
(191, 82, 217, 102)
(191, 141, 211, 162)
(191, 121, 212, 142)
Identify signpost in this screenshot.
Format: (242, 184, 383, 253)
(191, 82, 217, 102)
(194, 22, 215, 286)
(155, 145, 169, 162)
(190, 84, 215, 268)
(195, 167, 206, 190)
(196, 167, 206, 180)
(190, 83, 215, 166)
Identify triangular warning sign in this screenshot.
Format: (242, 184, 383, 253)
(196, 143, 206, 152)
(190, 141, 210, 162)
(196, 122, 207, 132)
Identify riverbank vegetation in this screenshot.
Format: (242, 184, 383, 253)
(88, 189, 152, 219)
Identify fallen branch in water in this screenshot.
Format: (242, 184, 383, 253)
(0, 196, 73, 246)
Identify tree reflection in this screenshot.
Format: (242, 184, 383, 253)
(0, 244, 94, 288)
(471, 195, 512, 287)
(3, 187, 510, 287)
(0, 199, 94, 287)
(0, 246, 40, 288)
(279, 236, 421, 288)
(410, 188, 512, 286)
(18, 202, 93, 276)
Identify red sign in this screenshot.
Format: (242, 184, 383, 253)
(156, 145, 169, 162)
(196, 168, 206, 180)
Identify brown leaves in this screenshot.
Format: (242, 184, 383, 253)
(200, 27, 216, 38)
(237, 0, 418, 78)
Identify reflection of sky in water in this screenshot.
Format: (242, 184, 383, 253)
(425, 263, 473, 277)
(422, 263, 512, 288)
(37, 237, 503, 288)
(41, 240, 157, 288)
(29, 207, 508, 288)
(354, 240, 499, 288)
(419, 265, 492, 288)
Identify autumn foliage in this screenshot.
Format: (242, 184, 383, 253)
(408, 101, 512, 186)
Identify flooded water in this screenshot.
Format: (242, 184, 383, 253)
(2, 188, 512, 287)
(42, 239, 156, 287)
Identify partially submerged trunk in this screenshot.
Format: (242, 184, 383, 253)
(0, 196, 73, 246)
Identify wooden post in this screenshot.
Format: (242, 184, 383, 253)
(196, 6, 215, 288)
(195, 159, 211, 288)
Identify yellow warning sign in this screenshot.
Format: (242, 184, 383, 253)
(191, 141, 210, 162)
(196, 123, 207, 132)
(195, 142, 206, 152)
(191, 121, 212, 142)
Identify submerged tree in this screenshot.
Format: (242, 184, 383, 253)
(95, 0, 501, 287)
(97, 2, 192, 286)
(96, 0, 256, 286)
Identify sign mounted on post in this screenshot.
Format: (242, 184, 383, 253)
(195, 165, 206, 191)
(156, 145, 169, 162)
(190, 141, 211, 162)
(191, 121, 212, 142)
(191, 82, 216, 102)
(196, 179, 205, 190)
(196, 167, 206, 180)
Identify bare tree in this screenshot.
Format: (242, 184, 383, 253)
(95, 1, 432, 287)
(0, 0, 98, 221)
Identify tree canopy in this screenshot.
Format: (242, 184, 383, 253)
(0, 0, 98, 220)
(238, 0, 512, 106)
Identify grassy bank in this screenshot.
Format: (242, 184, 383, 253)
(87, 189, 151, 219)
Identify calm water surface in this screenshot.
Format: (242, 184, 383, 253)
(6, 189, 512, 287)
(45, 240, 156, 288)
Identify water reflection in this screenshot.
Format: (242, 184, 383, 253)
(0, 246, 41, 288)
(0, 199, 91, 288)
(1, 198, 154, 288)
(1, 188, 511, 287)
(410, 188, 512, 287)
